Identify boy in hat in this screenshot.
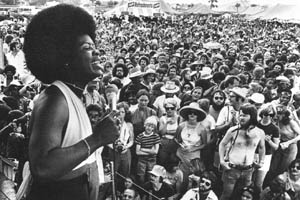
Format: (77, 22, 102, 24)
(135, 116, 160, 185)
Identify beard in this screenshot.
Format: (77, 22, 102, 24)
(240, 119, 251, 130)
(211, 101, 225, 111)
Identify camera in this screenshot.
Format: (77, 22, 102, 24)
(115, 140, 124, 153)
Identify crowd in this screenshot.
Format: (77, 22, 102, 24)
(1, 3, 300, 200)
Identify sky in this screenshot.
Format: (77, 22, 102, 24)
(163, 0, 300, 5)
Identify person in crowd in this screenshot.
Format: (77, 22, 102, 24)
(112, 63, 131, 87)
(264, 109, 300, 188)
(198, 98, 217, 170)
(175, 102, 208, 192)
(153, 81, 181, 117)
(119, 68, 148, 103)
(158, 98, 180, 165)
(108, 102, 134, 179)
(83, 79, 106, 110)
(164, 159, 184, 199)
(104, 61, 113, 76)
(214, 87, 247, 169)
(236, 186, 259, 200)
(254, 105, 280, 192)
(181, 171, 218, 200)
(278, 159, 300, 199)
(260, 175, 292, 200)
(5, 40, 26, 77)
(131, 89, 157, 137)
(219, 103, 265, 200)
(141, 165, 174, 200)
(0, 65, 16, 89)
(222, 76, 240, 99)
(142, 68, 156, 91)
(209, 90, 226, 123)
(122, 188, 140, 200)
(23, 4, 119, 200)
(135, 116, 160, 185)
(181, 86, 204, 107)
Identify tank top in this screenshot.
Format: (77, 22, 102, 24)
(52, 81, 96, 170)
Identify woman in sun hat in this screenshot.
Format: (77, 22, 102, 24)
(174, 102, 208, 192)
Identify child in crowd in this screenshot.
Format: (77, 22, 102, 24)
(135, 116, 160, 185)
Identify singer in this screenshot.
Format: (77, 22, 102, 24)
(23, 4, 119, 200)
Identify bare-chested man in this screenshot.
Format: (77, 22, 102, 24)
(219, 103, 265, 200)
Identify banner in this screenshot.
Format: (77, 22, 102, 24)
(127, 0, 161, 17)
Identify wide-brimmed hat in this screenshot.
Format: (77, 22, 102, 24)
(200, 68, 213, 80)
(276, 76, 290, 83)
(129, 68, 144, 79)
(149, 165, 166, 178)
(179, 102, 207, 121)
(143, 68, 156, 76)
(161, 81, 180, 93)
(230, 87, 248, 99)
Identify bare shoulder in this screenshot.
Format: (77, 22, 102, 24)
(29, 85, 69, 143)
(253, 126, 265, 137)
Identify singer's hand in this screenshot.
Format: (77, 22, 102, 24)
(93, 111, 119, 146)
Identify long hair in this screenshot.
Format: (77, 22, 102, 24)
(240, 103, 258, 126)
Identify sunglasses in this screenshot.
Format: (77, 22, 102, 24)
(184, 86, 191, 90)
(263, 113, 274, 117)
(200, 178, 211, 187)
(290, 165, 300, 170)
(188, 112, 197, 116)
(214, 97, 224, 100)
(165, 107, 175, 111)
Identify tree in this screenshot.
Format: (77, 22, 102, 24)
(208, 0, 218, 9)
(235, 3, 241, 13)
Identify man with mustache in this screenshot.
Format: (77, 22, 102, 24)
(219, 103, 265, 200)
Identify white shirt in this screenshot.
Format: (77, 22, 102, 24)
(181, 188, 218, 200)
(153, 95, 181, 117)
(216, 105, 240, 126)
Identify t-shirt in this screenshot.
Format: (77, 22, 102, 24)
(135, 132, 160, 157)
(142, 182, 174, 200)
(257, 123, 280, 155)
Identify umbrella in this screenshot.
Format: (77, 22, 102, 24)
(203, 41, 223, 49)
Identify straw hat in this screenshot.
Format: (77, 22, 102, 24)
(179, 102, 207, 122)
(161, 81, 180, 93)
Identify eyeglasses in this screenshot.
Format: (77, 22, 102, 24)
(200, 178, 211, 187)
(165, 107, 175, 111)
(214, 97, 224, 100)
(290, 165, 300, 170)
(184, 86, 191, 90)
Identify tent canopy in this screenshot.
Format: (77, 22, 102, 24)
(182, 3, 219, 15)
(104, 0, 179, 17)
(247, 3, 300, 22)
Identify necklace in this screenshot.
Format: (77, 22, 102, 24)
(63, 81, 84, 91)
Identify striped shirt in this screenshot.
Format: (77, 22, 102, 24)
(135, 132, 160, 149)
